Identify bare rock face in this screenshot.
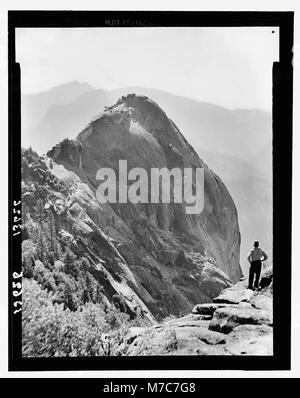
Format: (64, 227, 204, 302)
(225, 324, 273, 355)
(208, 306, 273, 334)
(43, 94, 242, 319)
(213, 279, 254, 304)
(123, 313, 273, 356)
(122, 265, 273, 355)
(192, 302, 236, 316)
(124, 314, 229, 356)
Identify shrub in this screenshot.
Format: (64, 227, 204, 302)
(22, 240, 37, 278)
(33, 260, 56, 292)
(22, 279, 140, 357)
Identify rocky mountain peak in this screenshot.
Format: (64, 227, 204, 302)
(41, 94, 243, 319)
(74, 93, 181, 151)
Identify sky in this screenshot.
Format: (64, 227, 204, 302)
(16, 27, 279, 110)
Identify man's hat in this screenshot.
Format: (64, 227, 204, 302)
(254, 241, 259, 247)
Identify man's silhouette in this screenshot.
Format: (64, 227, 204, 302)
(247, 241, 268, 290)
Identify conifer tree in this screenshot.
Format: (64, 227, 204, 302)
(36, 199, 45, 262)
(47, 208, 57, 256)
(96, 283, 104, 304)
(64, 247, 77, 277)
(85, 273, 94, 302)
(82, 288, 90, 304)
(64, 284, 75, 311)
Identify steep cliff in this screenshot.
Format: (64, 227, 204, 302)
(41, 94, 242, 319)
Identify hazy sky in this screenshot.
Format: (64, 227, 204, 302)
(16, 27, 279, 110)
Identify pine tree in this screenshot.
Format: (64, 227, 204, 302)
(47, 209, 57, 256)
(64, 247, 78, 277)
(85, 273, 94, 302)
(82, 288, 90, 304)
(96, 283, 104, 304)
(64, 284, 75, 311)
(36, 199, 45, 262)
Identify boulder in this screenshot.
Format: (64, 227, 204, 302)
(125, 327, 146, 345)
(250, 293, 273, 311)
(163, 314, 213, 328)
(259, 264, 273, 289)
(192, 303, 235, 316)
(209, 306, 273, 334)
(125, 319, 229, 356)
(69, 202, 82, 217)
(213, 285, 254, 304)
(225, 324, 273, 355)
(238, 302, 253, 309)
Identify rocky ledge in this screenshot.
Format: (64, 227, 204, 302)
(121, 265, 273, 355)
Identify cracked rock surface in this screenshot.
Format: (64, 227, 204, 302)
(123, 265, 273, 355)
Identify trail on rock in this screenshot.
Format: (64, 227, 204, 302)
(123, 266, 273, 356)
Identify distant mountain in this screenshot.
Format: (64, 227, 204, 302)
(21, 81, 95, 136)
(112, 87, 272, 178)
(22, 85, 272, 168)
(199, 150, 272, 271)
(23, 89, 113, 154)
(21, 83, 273, 273)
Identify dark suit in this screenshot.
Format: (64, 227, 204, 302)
(247, 247, 268, 289)
(248, 260, 262, 289)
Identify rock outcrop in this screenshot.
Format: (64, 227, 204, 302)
(22, 94, 242, 323)
(122, 265, 273, 355)
(42, 94, 242, 319)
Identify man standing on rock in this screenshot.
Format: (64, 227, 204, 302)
(247, 241, 268, 290)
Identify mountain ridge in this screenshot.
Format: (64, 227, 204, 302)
(22, 82, 273, 273)
(41, 94, 242, 315)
